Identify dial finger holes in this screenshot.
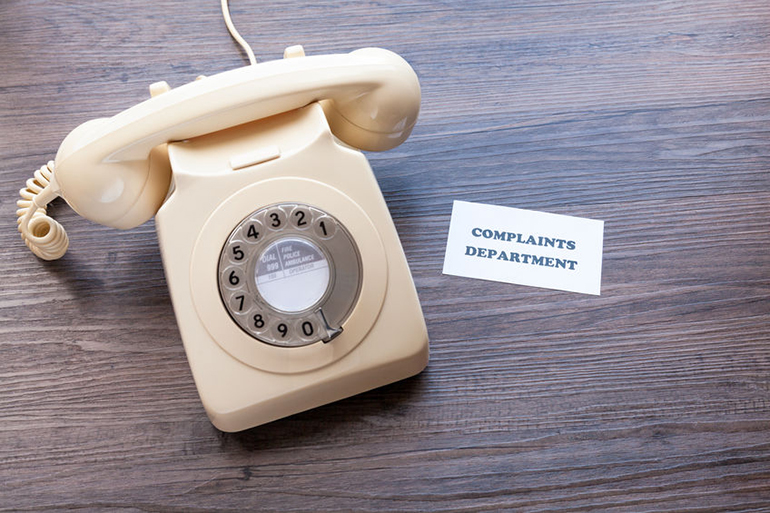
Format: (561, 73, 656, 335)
(217, 202, 361, 348)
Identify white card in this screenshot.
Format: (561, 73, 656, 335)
(442, 201, 604, 295)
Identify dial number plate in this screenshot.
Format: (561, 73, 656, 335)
(218, 203, 361, 347)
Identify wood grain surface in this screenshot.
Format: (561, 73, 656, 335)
(1, 0, 769, 510)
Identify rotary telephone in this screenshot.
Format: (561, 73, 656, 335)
(16, 8, 429, 431)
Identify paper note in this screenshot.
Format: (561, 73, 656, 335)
(442, 201, 604, 295)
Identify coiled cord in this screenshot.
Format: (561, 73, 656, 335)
(16, 3, 250, 261)
(16, 161, 69, 260)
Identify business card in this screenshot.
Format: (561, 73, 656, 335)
(442, 200, 604, 295)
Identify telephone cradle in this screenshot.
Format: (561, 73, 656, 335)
(17, 46, 429, 432)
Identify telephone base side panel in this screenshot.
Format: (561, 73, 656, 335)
(155, 103, 428, 432)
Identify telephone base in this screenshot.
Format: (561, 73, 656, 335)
(155, 103, 429, 431)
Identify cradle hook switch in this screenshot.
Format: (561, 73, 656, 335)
(149, 81, 171, 97)
(283, 45, 305, 59)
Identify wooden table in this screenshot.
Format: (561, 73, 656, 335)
(1, 1, 768, 510)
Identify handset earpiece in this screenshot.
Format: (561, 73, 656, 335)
(52, 47, 421, 230)
(320, 48, 421, 152)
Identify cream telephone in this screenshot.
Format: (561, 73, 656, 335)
(16, 10, 429, 431)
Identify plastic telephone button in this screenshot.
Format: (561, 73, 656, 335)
(246, 311, 269, 336)
(265, 207, 286, 231)
(226, 240, 248, 264)
(239, 219, 264, 243)
(221, 265, 246, 290)
(272, 322, 291, 341)
(290, 206, 312, 230)
(297, 318, 318, 340)
(229, 145, 280, 170)
(283, 45, 306, 59)
(227, 291, 251, 315)
(149, 81, 171, 97)
(313, 216, 337, 239)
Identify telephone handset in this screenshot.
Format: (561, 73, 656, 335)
(46, 46, 420, 231)
(17, 44, 429, 431)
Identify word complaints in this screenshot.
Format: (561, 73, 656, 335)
(466, 227, 578, 270)
(471, 228, 575, 250)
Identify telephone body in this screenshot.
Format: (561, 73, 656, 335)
(18, 46, 429, 431)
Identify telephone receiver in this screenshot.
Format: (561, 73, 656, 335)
(18, 46, 420, 259)
(53, 47, 419, 231)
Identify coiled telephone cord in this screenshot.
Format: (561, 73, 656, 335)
(17, 2, 250, 261)
(16, 161, 69, 260)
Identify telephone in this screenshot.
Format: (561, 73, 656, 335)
(16, 41, 429, 431)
